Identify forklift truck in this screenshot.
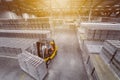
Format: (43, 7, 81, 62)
(26, 38, 58, 67)
(36, 39, 57, 62)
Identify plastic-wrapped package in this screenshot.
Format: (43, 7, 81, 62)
(80, 23, 120, 40)
(18, 52, 47, 80)
(101, 40, 120, 77)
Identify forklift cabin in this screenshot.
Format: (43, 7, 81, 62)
(36, 39, 57, 63)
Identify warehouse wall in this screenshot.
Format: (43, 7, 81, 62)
(0, 11, 21, 19)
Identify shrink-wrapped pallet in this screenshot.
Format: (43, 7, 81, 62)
(18, 52, 47, 80)
(101, 40, 120, 77)
(80, 23, 120, 40)
(86, 45, 102, 54)
(0, 18, 50, 30)
(0, 47, 22, 56)
(102, 40, 120, 59)
(0, 30, 51, 39)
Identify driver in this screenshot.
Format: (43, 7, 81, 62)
(47, 41, 54, 55)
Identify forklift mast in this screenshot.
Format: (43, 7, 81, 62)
(36, 41, 41, 57)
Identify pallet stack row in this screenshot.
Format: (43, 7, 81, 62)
(0, 37, 38, 49)
(0, 18, 51, 30)
(80, 23, 120, 40)
(0, 37, 38, 57)
(0, 47, 22, 56)
(0, 30, 51, 39)
(18, 52, 47, 80)
(101, 40, 120, 77)
(78, 22, 120, 79)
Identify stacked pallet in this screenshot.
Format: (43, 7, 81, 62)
(80, 23, 120, 40)
(0, 30, 51, 39)
(0, 37, 38, 57)
(86, 54, 119, 80)
(0, 47, 22, 56)
(85, 44, 102, 54)
(0, 37, 38, 49)
(0, 17, 51, 30)
(18, 52, 47, 80)
(26, 18, 50, 30)
(0, 19, 24, 30)
(101, 40, 120, 77)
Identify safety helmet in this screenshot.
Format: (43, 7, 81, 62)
(50, 41, 54, 45)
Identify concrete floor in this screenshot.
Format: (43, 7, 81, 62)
(45, 29, 88, 80)
(0, 58, 35, 80)
(0, 29, 89, 80)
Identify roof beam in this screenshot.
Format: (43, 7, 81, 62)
(92, 0, 104, 9)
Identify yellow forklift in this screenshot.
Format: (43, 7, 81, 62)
(36, 39, 58, 67)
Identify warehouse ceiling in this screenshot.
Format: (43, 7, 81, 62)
(0, 0, 120, 17)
